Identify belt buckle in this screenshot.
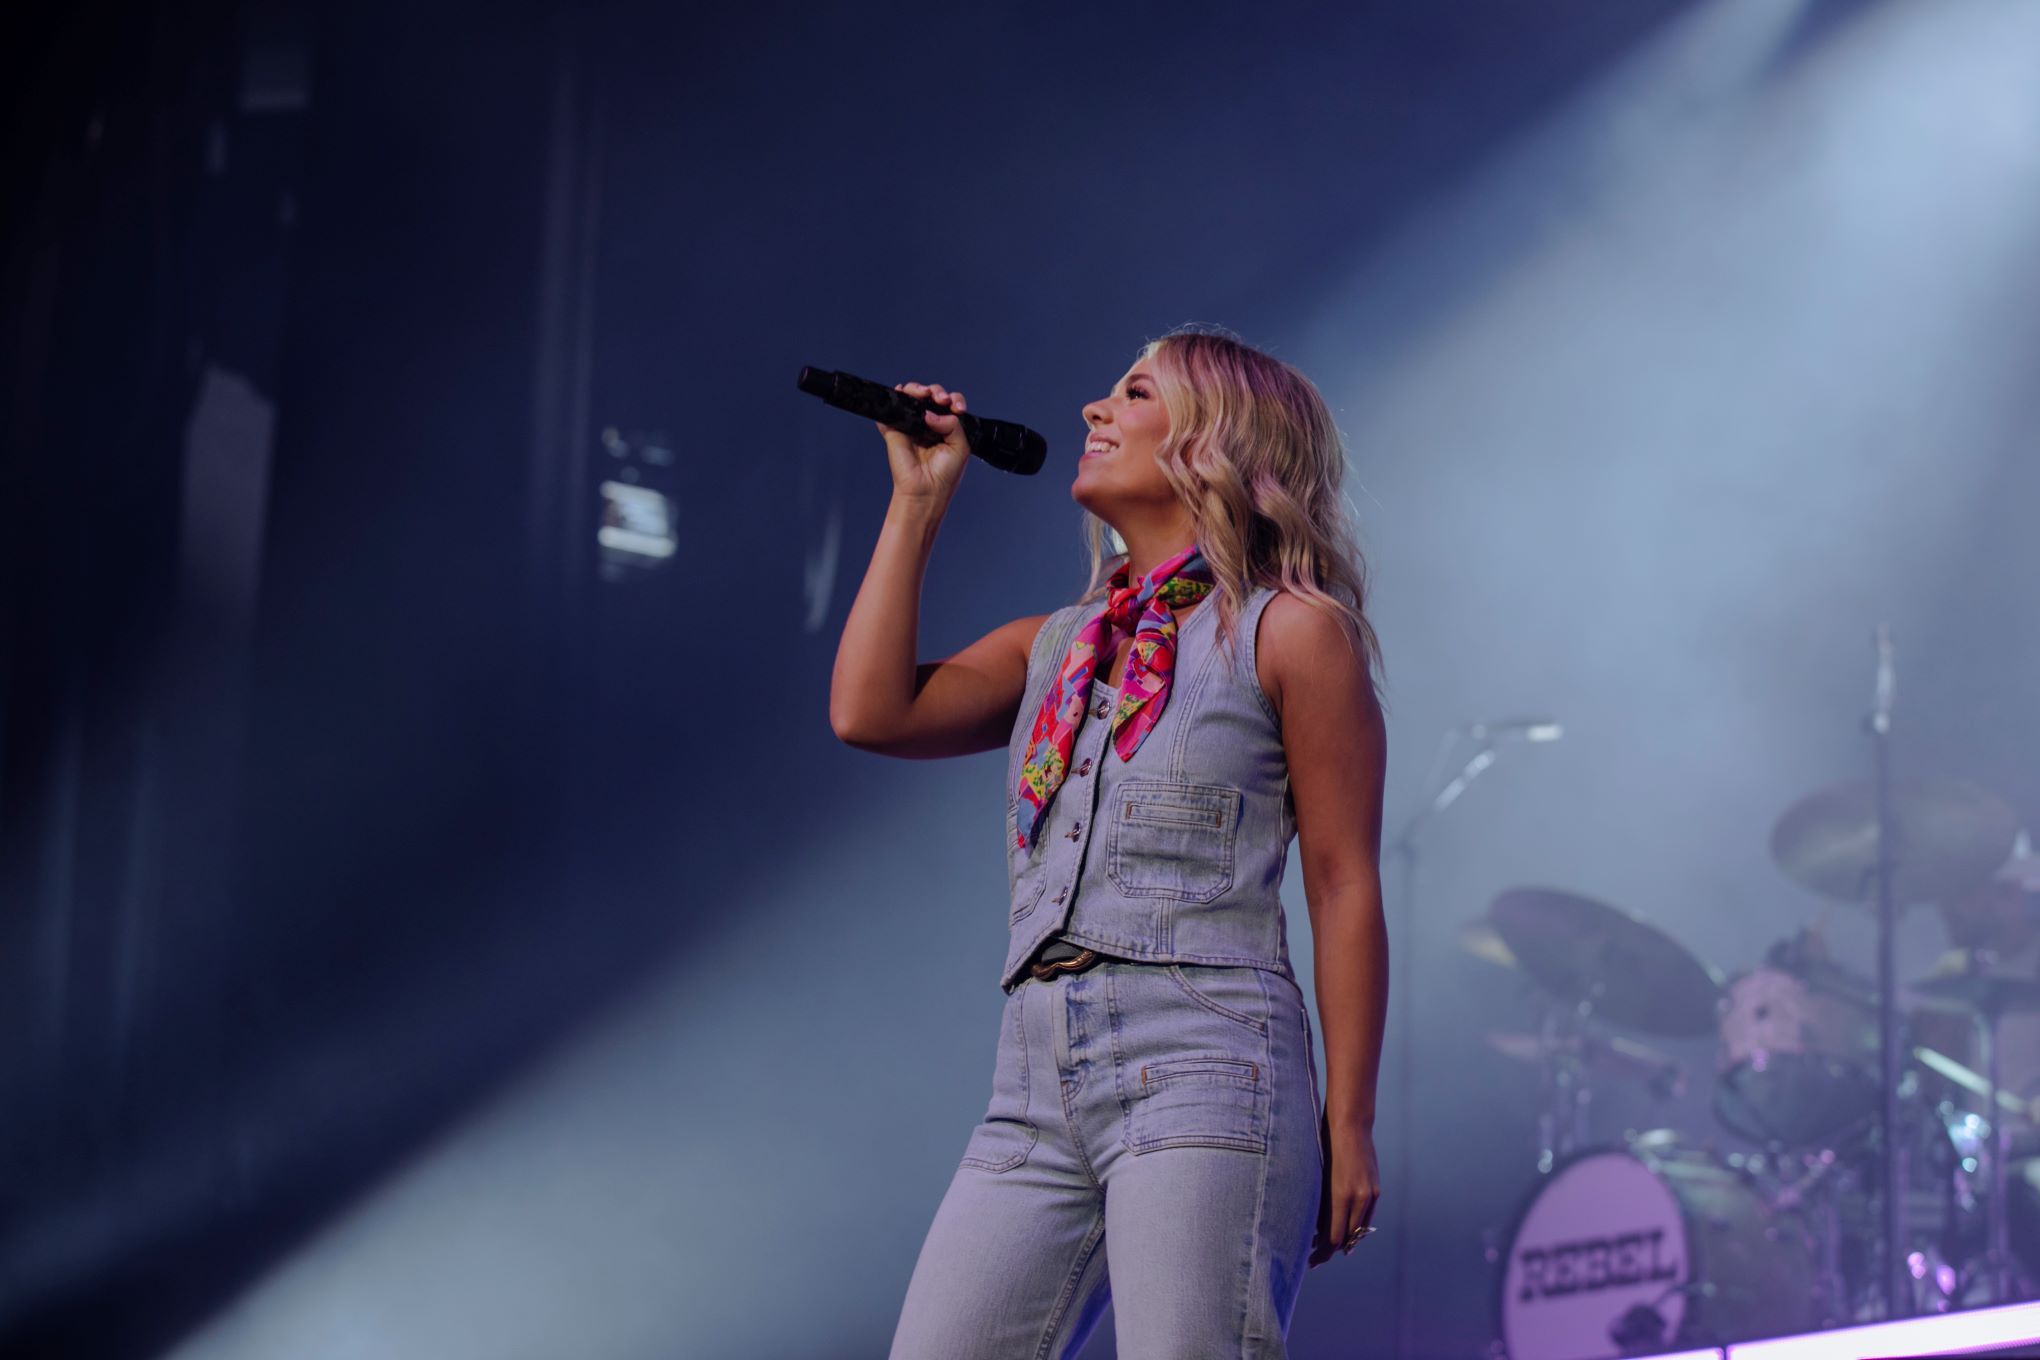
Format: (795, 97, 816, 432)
(1030, 947, 1100, 982)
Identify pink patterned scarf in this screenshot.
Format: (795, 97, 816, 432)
(1014, 543, 1216, 851)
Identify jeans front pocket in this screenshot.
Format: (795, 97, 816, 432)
(1127, 1056, 1269, 1155)
(1166, 964, 1270, 1034)
(1109, 962, 1271, 1156)
(959, 988, 1037, 1173)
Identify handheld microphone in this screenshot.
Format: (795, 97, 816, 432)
(797, 366, 1047, 476)
(1463, 717, 1564, 743)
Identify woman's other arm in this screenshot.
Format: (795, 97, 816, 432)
(1260, 591, 1389, 1268)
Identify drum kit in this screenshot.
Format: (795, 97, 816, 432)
(1479, 776, 2035, 1360)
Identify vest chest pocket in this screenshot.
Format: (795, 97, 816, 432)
(1107, 779, 1240, 903)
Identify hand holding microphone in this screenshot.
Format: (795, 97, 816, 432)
(875, 380, 973, 513)
(797, 365, 1050, 501)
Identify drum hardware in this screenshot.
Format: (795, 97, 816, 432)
(1483, 920, 2040, 1354)
(1933, 1101, 1987, 1234)
(1912, 1043, 2033, 1118)
(1467, 629, 2034, 1352)
(1905, 1243, 1964, 1314)
(1744, 1140, 1859, 1327)
(1907, 961, 2040, 1304)
(1763, 925, 1878, 1010)
(1466, 918, 1589, 1166)
(1609, 1281, 1713, 1355)
(1762, 1143, 1843, 1213)
(1534, 1005, 1592, 1175)
(1713, 956, 1880, 1151)
(1855, 1093, 2017, 1315)
(1478, 886, 1718, 1179)
(1485, 1012, 1687, 1173)
(1398, 723, 1560, 1360)
(1790, 1049, 2040, 1322)
(1483, 1029, 1685, 1097)
(1911, 960, 2040, 1017)
(1466, 913, 1689, 1153)
(1761, 659, 2020, 1316)
(1697, 918, 1866, 1318)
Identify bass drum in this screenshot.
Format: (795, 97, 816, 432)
(1497, 1136, 1823, 1360)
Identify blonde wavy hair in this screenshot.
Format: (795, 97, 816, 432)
(1076, 325, 1384, 699)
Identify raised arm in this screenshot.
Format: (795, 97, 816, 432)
(827, 378, 1052, 759)
(832, 584, 1048, 758)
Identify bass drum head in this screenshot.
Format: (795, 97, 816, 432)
(1498, 1140, 1823, 1359)
(1500, 1149, 1690, 1360)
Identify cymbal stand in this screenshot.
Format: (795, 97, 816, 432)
(1532, 1001, 1594, 1174)
(1969, 979, 2016, 1303)
(1867, 623, 1907, 1319)
(1766, 1143, 1850, 1326)
(1390, 725, 1534, 1358)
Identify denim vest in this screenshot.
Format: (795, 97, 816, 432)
(999, 584, 1298, 993)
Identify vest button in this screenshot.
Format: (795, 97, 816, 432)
(1066, 821, 1082, 839)
(1076, 758, 1091, 776)
(1053, 887, 1067, 905)
(1094, 700, 1109, 718)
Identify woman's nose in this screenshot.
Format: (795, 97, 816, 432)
(1082, 399, 1109, 427)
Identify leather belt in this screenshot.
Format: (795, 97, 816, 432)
(1027, 944, 1124, 982)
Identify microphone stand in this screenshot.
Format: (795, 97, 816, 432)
(1387, 730, 1504, 1360)
(1867, 623, 1907, 1320)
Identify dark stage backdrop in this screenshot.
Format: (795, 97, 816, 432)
(5, 1, 2037, 1357)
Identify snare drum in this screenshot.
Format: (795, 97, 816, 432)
(1497, 1136, 1822, 1359)
(1715, 965, 1880, 1148)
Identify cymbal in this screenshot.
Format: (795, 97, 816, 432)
(1998, 831, 2040, 892)
(1770, 777, 2017, 907)
(1487, 888, 1724, 1037)
(1459, 918, 1519, 972)
(1483, 1028, 1684, 1088)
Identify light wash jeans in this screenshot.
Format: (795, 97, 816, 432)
(890, 959, 1324, 1358)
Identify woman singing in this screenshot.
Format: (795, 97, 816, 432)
(830, 327, 1388, 1357)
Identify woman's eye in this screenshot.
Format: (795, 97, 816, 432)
(1128, 386, 1149, 399)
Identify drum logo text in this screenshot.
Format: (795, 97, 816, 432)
(1517, 1230, 1680, 1300)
